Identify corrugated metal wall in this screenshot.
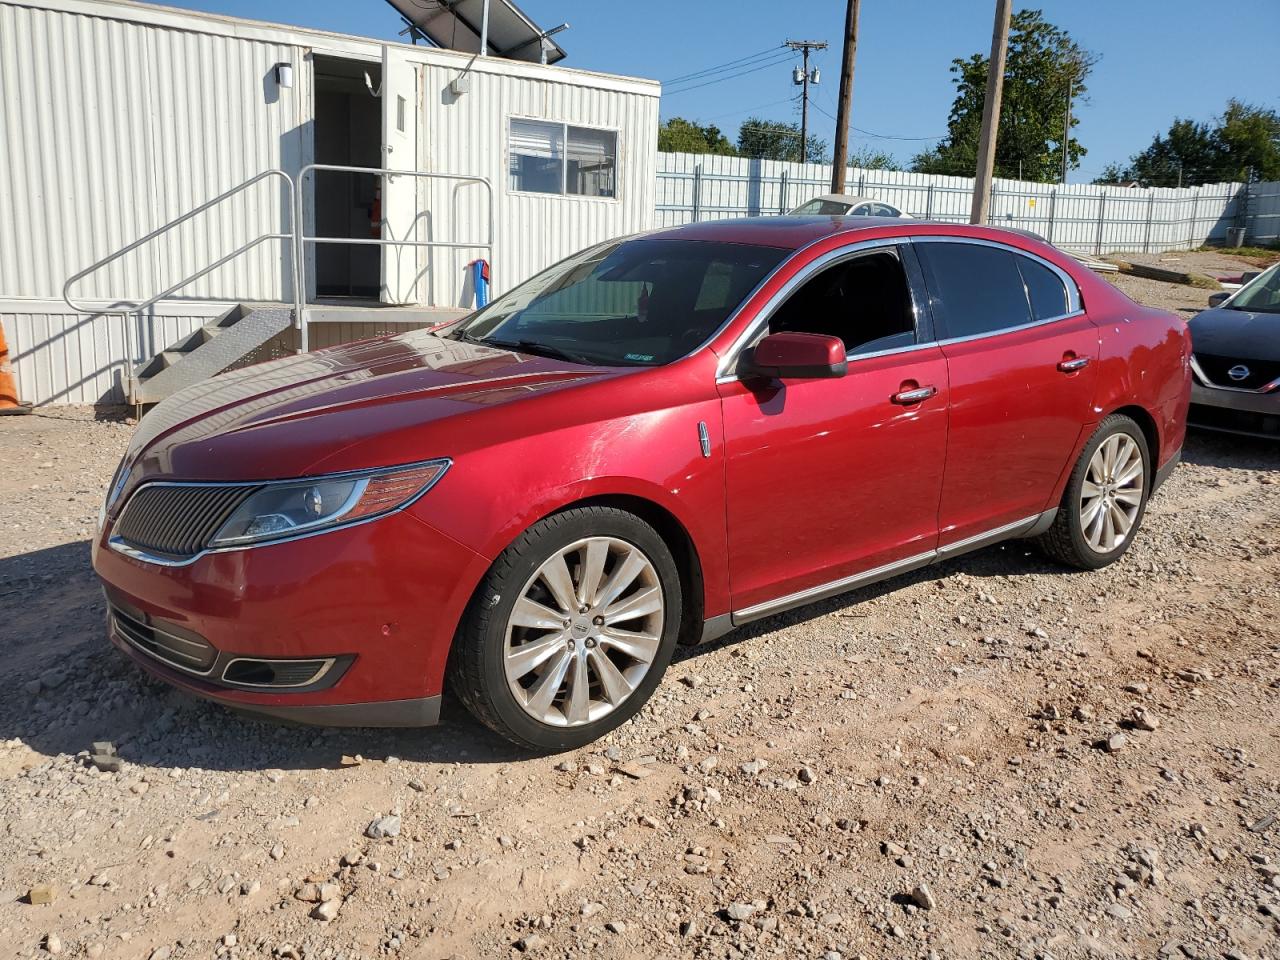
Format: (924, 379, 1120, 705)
(0, 0, 660, 405)
(415, 60, 659, 308)
(656, 152, 1257, 255)
(2, 301, 230, 404)
(0, 1, 309, 303)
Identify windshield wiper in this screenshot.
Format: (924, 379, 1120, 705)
(483, 338, 599, 366)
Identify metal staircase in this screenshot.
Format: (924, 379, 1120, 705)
(130, 303, 296, 405)
(63, 165, 493, 409)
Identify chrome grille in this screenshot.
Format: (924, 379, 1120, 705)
(113, 484, 258, 557)
(111, 604, 217, 674)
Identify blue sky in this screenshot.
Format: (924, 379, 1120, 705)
(150, 0, 1280, 182)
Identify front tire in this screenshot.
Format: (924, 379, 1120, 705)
(448, 506, 682, 752)
(1038, 414, 1151, 570)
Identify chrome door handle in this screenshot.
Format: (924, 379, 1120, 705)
(1057, 356, 1090, 372)
(891, 385, 937, 405)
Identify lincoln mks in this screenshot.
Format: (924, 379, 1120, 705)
(94, 218, 1191, 750)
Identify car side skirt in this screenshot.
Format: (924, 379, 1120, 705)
(699, 509, 1057, 643)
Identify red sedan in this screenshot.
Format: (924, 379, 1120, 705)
(93, 217, 1191, 751)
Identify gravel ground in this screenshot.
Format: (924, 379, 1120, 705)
(1, 274, 1278, 960)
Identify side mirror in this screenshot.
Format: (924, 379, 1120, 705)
(750, 332, 847, 380)
(1208, 291, 1230, 307)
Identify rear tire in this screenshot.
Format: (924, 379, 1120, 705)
(1038, 414, 1151, 570)
(448, 506, 682, 752)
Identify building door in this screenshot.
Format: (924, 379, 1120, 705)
(379, 45, 420, 305)
(311, 55, 382, 299)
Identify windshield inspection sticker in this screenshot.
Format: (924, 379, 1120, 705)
(625, 353, 655, 362)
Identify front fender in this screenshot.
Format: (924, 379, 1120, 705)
(408, 400, 732, 623)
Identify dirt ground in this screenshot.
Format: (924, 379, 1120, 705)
(1, 263, 1278, 960)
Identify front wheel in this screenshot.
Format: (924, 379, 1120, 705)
(1037, 414, 1151, 570)
(448, 506, 682, 752)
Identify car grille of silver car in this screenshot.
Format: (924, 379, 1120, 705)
(112, 483, 258, 558)
(1194, 353, 1280, 392)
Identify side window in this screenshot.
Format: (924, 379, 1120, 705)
(767, 250, 917, 356)
(1016, 255, 1071, 321)
(918, 243, 1032, 339)
(850, 204, 872, 216)
(874, 203, 901, 218)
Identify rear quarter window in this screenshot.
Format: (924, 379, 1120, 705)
(1016, 255, 1071, 321)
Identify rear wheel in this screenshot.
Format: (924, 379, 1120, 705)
(1038, 414, 1150, 570)
(449, 507, 681, 751)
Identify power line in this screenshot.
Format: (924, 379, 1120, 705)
(664, 53, 797, 96)
(662, 45, 784, 85)
(810, 99, 944, 142)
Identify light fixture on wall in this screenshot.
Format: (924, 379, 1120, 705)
(275, 63, 294, 89)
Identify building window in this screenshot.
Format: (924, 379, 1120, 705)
(509, 119, 617, 198)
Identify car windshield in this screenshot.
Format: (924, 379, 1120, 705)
(792, 198, 854, 216)
(450, 238, 787, 366)
(1229, 263, 1280, 313)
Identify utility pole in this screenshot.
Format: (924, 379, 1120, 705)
(786, 39, 827, 164)
(970, 0, 1012, 225)
(830, 0, 860, 192)
(1060, 72, 1072, 184)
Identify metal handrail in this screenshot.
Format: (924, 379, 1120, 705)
(61, 170, 298, 403)
(294, 164, 495, 351)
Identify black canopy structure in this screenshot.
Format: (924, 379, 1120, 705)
(385, 0, 567, 64)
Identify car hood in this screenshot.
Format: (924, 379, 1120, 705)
(121, 330, 618, 482)
(1188, 307, 1280, 362)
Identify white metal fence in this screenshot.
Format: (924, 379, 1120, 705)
(656, 153, 1277, 255)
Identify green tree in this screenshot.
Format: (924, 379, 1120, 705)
(737, 117, 827, 164)
(1104, 100, 1280, 186)
(911, 9, 1096, 181)
(847, 146, 902, 171)
(658, 117, 737, 155)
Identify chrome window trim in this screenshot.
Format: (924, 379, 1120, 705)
(714, 236, 909, 379)
(1189, 354, 1280, 394)
(911, 235, 1084, 343)
(107, 458, 451, 568)
(913, 234, 1082, 314)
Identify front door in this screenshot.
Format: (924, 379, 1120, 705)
(914, 239, 1099, 545)
(379, 44, 420, 305)
(718, 244, 949, 616)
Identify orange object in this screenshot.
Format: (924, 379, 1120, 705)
(0, 318, 31, 414)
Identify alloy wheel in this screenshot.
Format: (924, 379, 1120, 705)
(503, 536, 664, 727)
(1079, 433, 1144, 553)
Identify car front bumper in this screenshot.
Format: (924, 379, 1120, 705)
(1189, 381, 1280, 439)
(93, 507, 492, 726)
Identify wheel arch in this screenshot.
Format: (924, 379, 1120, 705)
(1106, 403, 1160, 465)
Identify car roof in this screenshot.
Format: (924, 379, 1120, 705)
(800, 194, 876, 206)
(642, 215, 997, 252)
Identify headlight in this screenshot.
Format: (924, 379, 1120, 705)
(99, 458, 130, 531)
(208, 459, 449, 547)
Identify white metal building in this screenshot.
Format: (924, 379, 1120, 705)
(0, 0, 660, 404)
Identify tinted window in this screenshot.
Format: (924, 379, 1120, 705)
(768, 250, 916, 356)
(454, 239, 786, 367)
(871, 203, 900, 217)
(1016, 255, 1070, 320)
(919, 243, 1032, 339)
(793, 198, 856, 215)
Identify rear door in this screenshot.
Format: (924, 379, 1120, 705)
(915, 239, 1098, 546)
(380, 44, 420, 305)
